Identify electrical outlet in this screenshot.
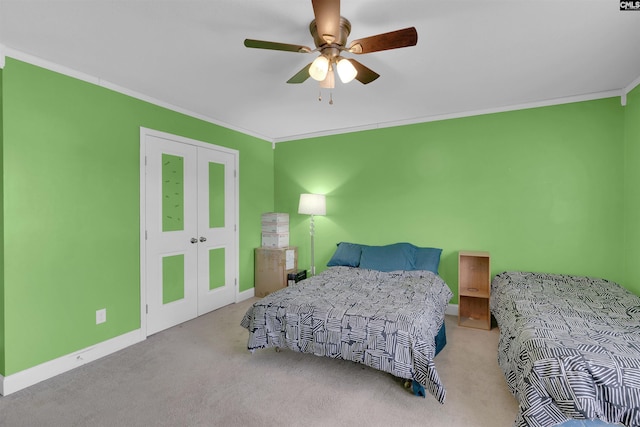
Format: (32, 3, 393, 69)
(96, 308, 107, 324)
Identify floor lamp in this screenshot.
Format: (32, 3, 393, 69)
(298, 193, 326, 276)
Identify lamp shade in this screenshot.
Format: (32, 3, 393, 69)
(309, 56, 329, 81)
(336, 58, 357, 83)
(298, 193, 326, 216)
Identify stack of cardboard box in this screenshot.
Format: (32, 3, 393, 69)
(261, 212, 289, 247)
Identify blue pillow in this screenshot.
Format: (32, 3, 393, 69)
(327, 242, 364, 267)
(359, 243, 416, 272)
(414, 247, 443, 274)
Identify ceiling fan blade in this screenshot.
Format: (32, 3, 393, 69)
(348, 27, 418, 54)
(287, 63, 312, 84)
(312, 0, 340, 44)
(244, 39, 311, 53)
(349, 59, 380, 84)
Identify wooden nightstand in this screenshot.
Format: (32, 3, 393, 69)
(458, 251, 491, 330)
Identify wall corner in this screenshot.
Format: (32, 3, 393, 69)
(0, 54, 5, 376)
(623, 74, 640, 101)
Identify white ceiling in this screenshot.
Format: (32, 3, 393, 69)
(1, 0, 640, 142)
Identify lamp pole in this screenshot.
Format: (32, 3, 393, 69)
(309, 214, 316, 276)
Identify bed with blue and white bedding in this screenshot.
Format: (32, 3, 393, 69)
(241, 242, 452, 403)
(491, 271, 640, 427)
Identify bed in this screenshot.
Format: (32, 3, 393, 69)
(490, 271, 640, 427)
(241, 242, 452, 403)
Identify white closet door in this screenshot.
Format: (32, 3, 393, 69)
(145, 135, 199, 336)
(196, 147, 237, 314)
(142, 130, 239, 336)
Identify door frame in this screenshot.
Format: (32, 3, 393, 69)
(139, 127, 240, 337)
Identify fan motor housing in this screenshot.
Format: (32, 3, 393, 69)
(309, 17, 351, 49)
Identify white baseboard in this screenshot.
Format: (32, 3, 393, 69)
(0, 288, 256, 397)
(237, 287, 255, 302)
(446, 303, 459, 317)
(0, 329, 145, 396)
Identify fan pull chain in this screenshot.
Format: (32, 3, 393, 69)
(317, 89, 334, 105)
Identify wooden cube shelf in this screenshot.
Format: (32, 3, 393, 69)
(458, 251, 491, 330)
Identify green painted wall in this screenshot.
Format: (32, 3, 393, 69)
(1, 58, 274, 375)
(0, 54, 636, 380)
(624, 84, 640, 295)
(274, 98, 626, 301)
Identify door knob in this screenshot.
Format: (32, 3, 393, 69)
(190, 238, 198, 244)
(199, 236, 207, 242)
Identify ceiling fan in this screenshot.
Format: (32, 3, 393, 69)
(244, 0, 418, 89)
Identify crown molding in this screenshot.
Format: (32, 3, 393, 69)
(273, 89, 624, 143)
(2, 46, 635, 145)
(1, 47, 273, 143)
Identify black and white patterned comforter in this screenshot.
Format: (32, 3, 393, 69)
(490, 271, 640, 427)
(241, 266, 453, 403)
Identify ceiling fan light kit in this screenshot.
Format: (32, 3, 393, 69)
(309, 55, 356, 84)
(244, 0, 418, 102)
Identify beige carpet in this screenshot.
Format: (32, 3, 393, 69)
(0, 297, 519, 427)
